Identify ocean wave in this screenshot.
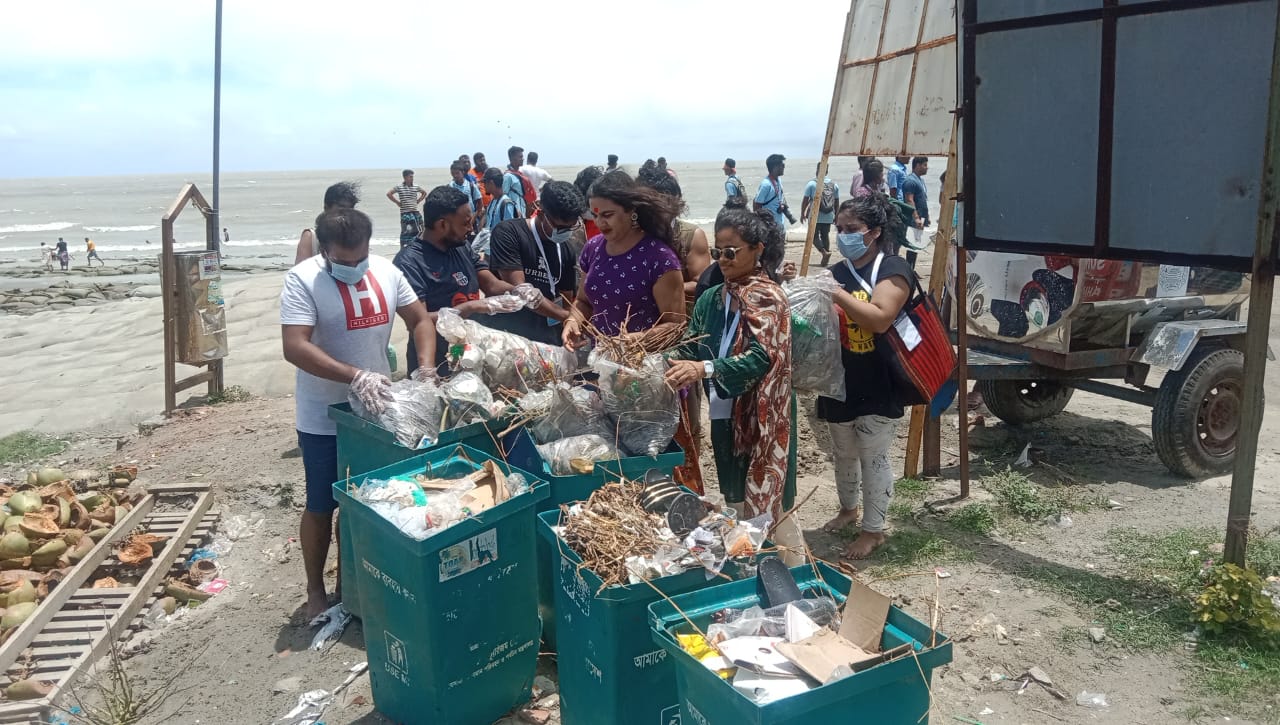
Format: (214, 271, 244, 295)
(0, 222, 77, 234)
(84, 225, 159, 233)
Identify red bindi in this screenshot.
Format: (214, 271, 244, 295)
(592, 207, 600, 214)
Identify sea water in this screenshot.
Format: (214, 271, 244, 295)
(0, 157, 944, 267)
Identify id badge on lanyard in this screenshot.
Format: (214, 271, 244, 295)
(529, 219, 565, 326)
(708, 291, 740, 420)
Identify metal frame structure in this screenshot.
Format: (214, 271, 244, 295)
(160, 183, 224, 414)
(959, 0, 1280, 564)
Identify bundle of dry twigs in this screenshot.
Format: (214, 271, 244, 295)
(561, 481, 665, 591)
(580, 311, 693, 369)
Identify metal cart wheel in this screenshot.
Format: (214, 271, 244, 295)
(977, 379, 1075, 424)
(1152, 346, 1247, 478)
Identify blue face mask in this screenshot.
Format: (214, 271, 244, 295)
(837, 231, 869, 261)
(327, 257, 369, 285)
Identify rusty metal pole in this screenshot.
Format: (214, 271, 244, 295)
(1224, 10, 1280, 567)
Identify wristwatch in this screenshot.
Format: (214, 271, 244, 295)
(703, 361, 715, 379)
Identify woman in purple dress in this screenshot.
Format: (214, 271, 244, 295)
(562, 171, 686, 350)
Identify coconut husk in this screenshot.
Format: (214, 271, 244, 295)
(130, 533, 168, 550)
(6, 678, 54, 701)
(60, 529, 84, 546)
(116, 539, 153, 567)
(110, 464, 138, 482)
(67, 537, 94, 563)
(187, 558, 218, 583)
(89, 504, 115, 526)
(37, 482, 74, 502)
(91, 577, 119, 589)
(18, 515, 58, 539)
(69, 500, 91, 531)
(36, 569, 67, 599)
(164, 580, 211, 603)
(0, 558, 31, 571)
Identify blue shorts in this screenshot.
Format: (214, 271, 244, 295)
(297, 430, 338, 514)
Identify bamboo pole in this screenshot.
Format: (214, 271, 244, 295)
(801, 4, 856, 276)
(906, 119, 960, 478)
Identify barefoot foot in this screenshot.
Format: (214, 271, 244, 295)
(305, 589, 330, 621)
(842, 531, 886, 559)
(823, 508, 860, 533)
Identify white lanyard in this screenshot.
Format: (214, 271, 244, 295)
(528, 218, 564, 289)
(719, 288, 741, 360)
(845, 252, 884, 296)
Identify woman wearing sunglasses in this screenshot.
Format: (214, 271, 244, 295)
(664, 207, 805, 563)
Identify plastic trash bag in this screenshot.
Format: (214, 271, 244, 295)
(440, 371, 502, 425)
(528, 382, 613, 444)
(349, 377, 443, 449)
(436, 307, 578, 392)
(784, 270, 846, 401)
(535, 434, 620, 476)
(594, 354, 680, 457)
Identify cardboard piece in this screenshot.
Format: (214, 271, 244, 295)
(776, 578, 896, 682)
(717, 636, 803, 677)
(420, 460, 511, 514)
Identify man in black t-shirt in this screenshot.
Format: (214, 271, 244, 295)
(393, 186, 510, 373)
(486, 181, 587, 345)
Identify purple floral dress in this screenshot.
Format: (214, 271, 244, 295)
(578, 234, 681, 335)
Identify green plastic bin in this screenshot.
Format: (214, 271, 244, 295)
(334, 445, 548, 725)
(538, 509, 749, 725)
(648, 562, 953, 725)
(509, 429, 684, 651)
(329, 402, 512, 620)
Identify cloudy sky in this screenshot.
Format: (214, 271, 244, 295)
(0, 0, 850, 178)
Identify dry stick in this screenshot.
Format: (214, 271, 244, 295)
(930, 572, 941, 649)
(910, 646, 936, 725)
(766, 485, 819, 540)
(637, 574, 707, 641)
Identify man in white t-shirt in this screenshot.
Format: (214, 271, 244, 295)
(280, 205, 435, 619)
(519, 150, 552, 193)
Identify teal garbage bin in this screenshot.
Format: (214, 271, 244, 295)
(538, 509, 753, 725)
(649, 562, 953, 725)
(334, 445, 547, 725)
(329, 402, 513, 620)
(509, 429, 684, 651)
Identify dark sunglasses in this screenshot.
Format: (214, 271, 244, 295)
(710, 246, 744, 261)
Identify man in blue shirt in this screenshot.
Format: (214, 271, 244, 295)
(801, 164, 839, 266)
(502, 145, 528, 217)
(887, 156, 910, 199)
(449, 161, 483, 232)
(753, 154, 789, 231)
(901, 157, 930, 268)
(723, 157, 747, 208)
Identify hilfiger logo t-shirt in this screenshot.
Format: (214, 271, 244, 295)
(336, 274, 390, 330)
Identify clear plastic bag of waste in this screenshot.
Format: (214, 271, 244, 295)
(528, 382, 613, 444)
(349, 376, 443, 449)
(593, 354, 680, 457)
(784, 269, 846, 401)
(436, 308, 577, 392)
(535, 434, 620, 476)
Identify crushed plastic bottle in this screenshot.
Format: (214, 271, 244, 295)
(1076, 691, 1109, 709)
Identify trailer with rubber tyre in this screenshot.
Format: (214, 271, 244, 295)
(957, 252, 1260, 478)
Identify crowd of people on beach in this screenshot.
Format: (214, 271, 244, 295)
(278, 146, 934, 618)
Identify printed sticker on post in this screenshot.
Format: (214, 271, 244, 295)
(439, 529, 499, 582)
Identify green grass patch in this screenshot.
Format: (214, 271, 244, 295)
(983, 468, 1103, 522)
(948, 503, 998, 536)
(1197, 640, 1280, 701)
(207, 385, 252, 405)
(895, 477, 931, 500)
(0, 431, 67, 465)
(863, 529, 975, 574)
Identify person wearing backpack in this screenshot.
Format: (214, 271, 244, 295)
(753, 154, 791, 231)
(802, 163, 840, 267)
(449, 161, 483, 233)
(722, 157, 748, 208)
(503, 146, 538, 218)
(483, 167, 521, 230)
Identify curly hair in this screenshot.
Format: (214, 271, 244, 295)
(539, 181, 587, 222)
(836, 192, 904, 255)
(587, 170, 683, 248)
(423, 185, 470, 229)
(713, 207, 786, 283)
(573, 166, 604, 199)
(636, 164, 684, 202)
(322, 181, 360, 210)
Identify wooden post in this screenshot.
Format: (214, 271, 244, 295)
(954, 244, 971, 499)
(906, 119, 960, 478)
(801, 5, 855, 276)
(1224, 10, 1280, 567)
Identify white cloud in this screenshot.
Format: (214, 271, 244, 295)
(0, 0, 851, 176)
